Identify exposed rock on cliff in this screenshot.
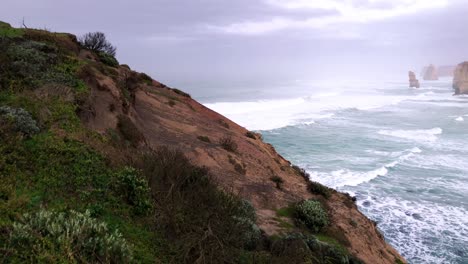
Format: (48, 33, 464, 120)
(423, 64, 439, 80)
(408, 71, 420, 88)
(453, 62, 468, 94)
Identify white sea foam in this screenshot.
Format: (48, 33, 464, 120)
(455, 116, 464, 121)
(309, 148, 422, 188)
(353, 195, 468, 264)
(205, 92, 411, 130)
(378, 127, 442, 143)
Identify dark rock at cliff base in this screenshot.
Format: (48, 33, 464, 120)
(408, 71, 420, 88)
(423, 64, 439, 81)
(453, 62, 468, 95)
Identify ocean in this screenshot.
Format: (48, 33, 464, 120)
(201, 78, 468, 264)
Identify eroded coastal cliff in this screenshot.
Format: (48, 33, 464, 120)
(453, 62, 468, 94)
(0, 22, 405, 263)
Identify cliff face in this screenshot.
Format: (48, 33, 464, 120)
(0, 22, 405, 263)
(80, 46, 404, 264)
(408, 71, 420, 88)
(453, 62, 468, 94)
(423, 64, 439, 80)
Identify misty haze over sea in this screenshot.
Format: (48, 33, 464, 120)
(202, 78, 468, 264)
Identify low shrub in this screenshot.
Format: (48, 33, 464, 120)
(98, 51, 119, 67)
(136, 147, 261, 262)
(292, 165, 309, 180)
(0, 106, 39, 137)
(117, 115, 144, 146)
(271, 233, 360, 264)
(0, 21, 23, 38)
(197, 135, 211, 143)
(114, 167, 152, 216)
(218, 119, 230, 128)
(172, 88, 191, 98)
(270, 176, 284, 190)
(245, 131, 257, 139)
(9, 209, 132, 263)
(167, 100, 176, 107)
(294, 200, 328, 233)
(220, 136, 238, 152)
(307, 181, 331, 199)
(139, 73, 153, 85)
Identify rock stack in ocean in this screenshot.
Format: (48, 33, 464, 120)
(423, 64, 439, 80)
(453, 62, 468, 94)
(409, 71, 420, 88)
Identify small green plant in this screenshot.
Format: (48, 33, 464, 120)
(219, 136, 237, 152)
(307, 181, 331, 198)
(245, 131, 257, 139)
(172, 88, 191, 98)
(115, 167, 153, 216)
(0, 106, 39, 137)
(139, 73, 153, 85)
(9, 209, 132, 263)
(0, 21, 23, 38)
(197, 135, 211, 143)
(294, 200, 328, 233)
(270, 176, 284, 189)
(98, 51, 119, 67)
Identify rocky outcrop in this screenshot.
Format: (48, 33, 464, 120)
(423, 64, 439, 80)
(408, 71, 420, 88)
(453, 62, 468, 94)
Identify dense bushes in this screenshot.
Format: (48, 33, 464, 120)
(295, 200, 329, 233)
(114, 167, 152, 216)
(137, 147, 261, 263)
(98, 51, 119, 67)
(271, 233, 361, 264)
(0, 106, 39, 136)
(8, 209, 132, 263)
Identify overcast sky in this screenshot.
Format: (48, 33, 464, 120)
(1, 0, 468, 93)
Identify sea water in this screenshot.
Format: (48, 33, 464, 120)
(202, 78, 468, 264)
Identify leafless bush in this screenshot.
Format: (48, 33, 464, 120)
(79, 32, 116, 56)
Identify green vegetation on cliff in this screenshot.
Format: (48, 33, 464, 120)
(0, 21, 364, 263)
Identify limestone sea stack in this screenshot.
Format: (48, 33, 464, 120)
(409, 71, 420, 88)
(423, 64, 439, 80)
(453, 62, 468, 94)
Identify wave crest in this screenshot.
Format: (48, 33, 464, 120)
(378, 128, 442, 143)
